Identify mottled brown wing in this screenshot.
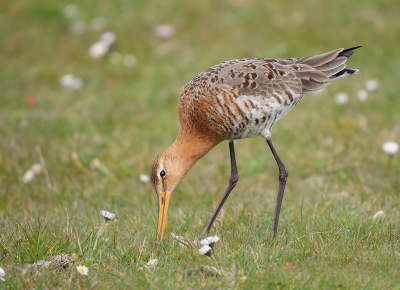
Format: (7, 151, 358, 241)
(213, 59, 303, 101)
(178, 47, 360, 137)
(184, 47, 360, 99)
(189, 58, 303, 102)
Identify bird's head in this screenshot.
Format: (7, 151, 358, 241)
(150, 132, 219, 242)
(150, 149, 193, 242)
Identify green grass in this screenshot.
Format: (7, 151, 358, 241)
(1, 0, 400, 288)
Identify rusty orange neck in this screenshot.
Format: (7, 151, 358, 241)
(165, 129, 220, 175)
(154, 129, 221, 241)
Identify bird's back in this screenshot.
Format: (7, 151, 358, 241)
(178, 47, 360, 141)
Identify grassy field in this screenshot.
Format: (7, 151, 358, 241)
(1, 0, 400, 288)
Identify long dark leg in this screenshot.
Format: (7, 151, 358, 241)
(266, 137, 289, 238)
(201, 141, 239, 237)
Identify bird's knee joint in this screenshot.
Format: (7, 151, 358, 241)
(279, 170, 288, 181)
(229, 174, 239, 185)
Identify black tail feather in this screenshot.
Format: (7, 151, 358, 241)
(338, 46, 362, 58)
(332, 68, 359, 77)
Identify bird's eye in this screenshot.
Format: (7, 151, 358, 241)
(160, 169, 166, 178)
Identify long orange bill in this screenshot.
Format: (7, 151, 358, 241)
(157, 192, 171, 241)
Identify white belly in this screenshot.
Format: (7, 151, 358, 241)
(232, 94, 302, 139)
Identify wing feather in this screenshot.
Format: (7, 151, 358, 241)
(181, 47, 360, 101)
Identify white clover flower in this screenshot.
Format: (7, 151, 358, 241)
(155, 24, 175, 39)
(89, 42, 108, 59)
(91, 17, 107, 31)
(63, 4, 79, 18)
(200, 235, 220, 248)
(147, 259, 158, 266)
(199, 245, 212, 256)
(357, 89, 368, 102)
(372, 211, 384, 220)
(0, 266, 5, 281)
(139, 174, 150, 184)
(382, 141, 399, 156)
(70, 21, 86, 35)
(22, 164, 42, 183)
(100, 32, 116, 46)
(100, 210, 115, 221)
(76, 265, 89, 275)
(123, 54, 136, 68)
(335, 92, 348, 105)
(365, 79, 379, 92)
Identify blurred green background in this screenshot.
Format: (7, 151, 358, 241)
(1, 0, 400, 288)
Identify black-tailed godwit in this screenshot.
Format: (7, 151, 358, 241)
(150, 46, 361, 241)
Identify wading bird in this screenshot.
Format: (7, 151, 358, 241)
(150, 46, 361, 241)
